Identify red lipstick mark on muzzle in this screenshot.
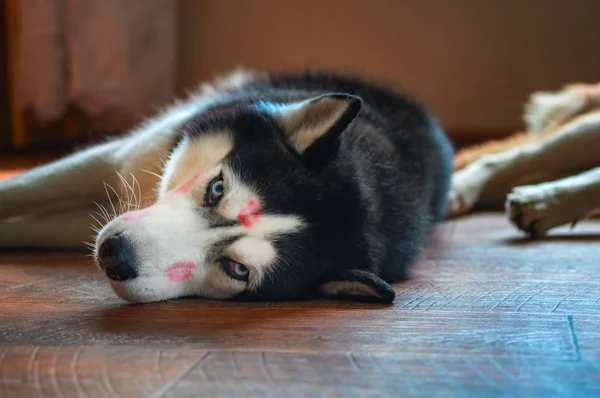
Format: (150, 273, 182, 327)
(165, 261, 196, 282)
(171, 172, 202, 195)
(237, 199, 261, 228)
(121, 208, 152, 222)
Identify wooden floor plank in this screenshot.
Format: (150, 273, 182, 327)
(0, 304, 583, 358)
(575, 316, 600, 361)
(0, 212, 599, 397)
(0, 347, 598, 398)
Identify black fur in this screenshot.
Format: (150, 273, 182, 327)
(185, 70, 453, 302)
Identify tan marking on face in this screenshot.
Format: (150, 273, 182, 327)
(170, 172, 202, 195)
(159, 132, 233, 198)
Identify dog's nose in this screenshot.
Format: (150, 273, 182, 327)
(97, 233, 137, 281)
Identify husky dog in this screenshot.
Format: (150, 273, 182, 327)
(0, 70, 452, 303)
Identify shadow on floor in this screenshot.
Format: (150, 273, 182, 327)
(504, 233, 600, 245)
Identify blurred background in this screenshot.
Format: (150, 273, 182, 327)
(1, 0, 600, 154)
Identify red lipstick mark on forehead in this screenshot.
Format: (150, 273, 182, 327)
(171, 172, 201, 195)
(122, 208, 151, 222)
(237, 199, 261, 228)
(165, 261, 195, 282)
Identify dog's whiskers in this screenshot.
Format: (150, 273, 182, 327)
(158, 157, 168, 169)
(89, 202, 115, 240)
(140, 168, 163, 181)
(82, 240, 97, 258)
(82, 240, 95, 249)
(93, 209, 108, 224)
(93, 202, 111, 223)
(103, 182, 120, 219)
(115, 172, 132, 213)
(118, 183, 128, 214)
(129, 172, 142, 210)
(89, 212, 103, 224)
(115, 171, 142, 213)
(89, 224, 101, 232)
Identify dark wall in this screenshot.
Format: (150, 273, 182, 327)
(177, 0, 600, 135)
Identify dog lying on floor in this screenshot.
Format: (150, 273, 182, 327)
(0, 70, 452, 303)
(449, 82, 600, 236)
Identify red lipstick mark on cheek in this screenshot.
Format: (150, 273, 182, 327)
(164, 261, 196, 282)
(237, 199, 261, 228)
(121, 208, 152, 222)
(171, 172, 201, 195)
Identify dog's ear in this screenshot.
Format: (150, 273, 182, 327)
(318, 269, 395, 303)
(258, 94, 362, 164)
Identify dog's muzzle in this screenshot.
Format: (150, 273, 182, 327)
(97, 233, 138, 281)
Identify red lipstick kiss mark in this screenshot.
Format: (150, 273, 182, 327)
(171, 172, 201, 195)
(165, 261, 195, 282)
(237, 199, 261, 228)
(122, 208, 152, 222)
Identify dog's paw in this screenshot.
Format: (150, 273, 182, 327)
(505, 184, 582, 237)
(506, 186, 550, 237)
(447, 189, 470, 217)
(447, 169, 485, 217)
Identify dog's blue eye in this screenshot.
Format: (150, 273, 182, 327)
(220, 259, 249, 281)
(206, 176, 225, 205)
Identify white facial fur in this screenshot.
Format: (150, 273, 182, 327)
(94, 131, 304, 303)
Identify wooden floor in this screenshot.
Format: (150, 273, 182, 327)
(1, 213, 599, 397)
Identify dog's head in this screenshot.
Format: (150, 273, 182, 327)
(94, 93, 396, 304)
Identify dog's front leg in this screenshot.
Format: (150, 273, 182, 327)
(448, 111, 600, 216)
